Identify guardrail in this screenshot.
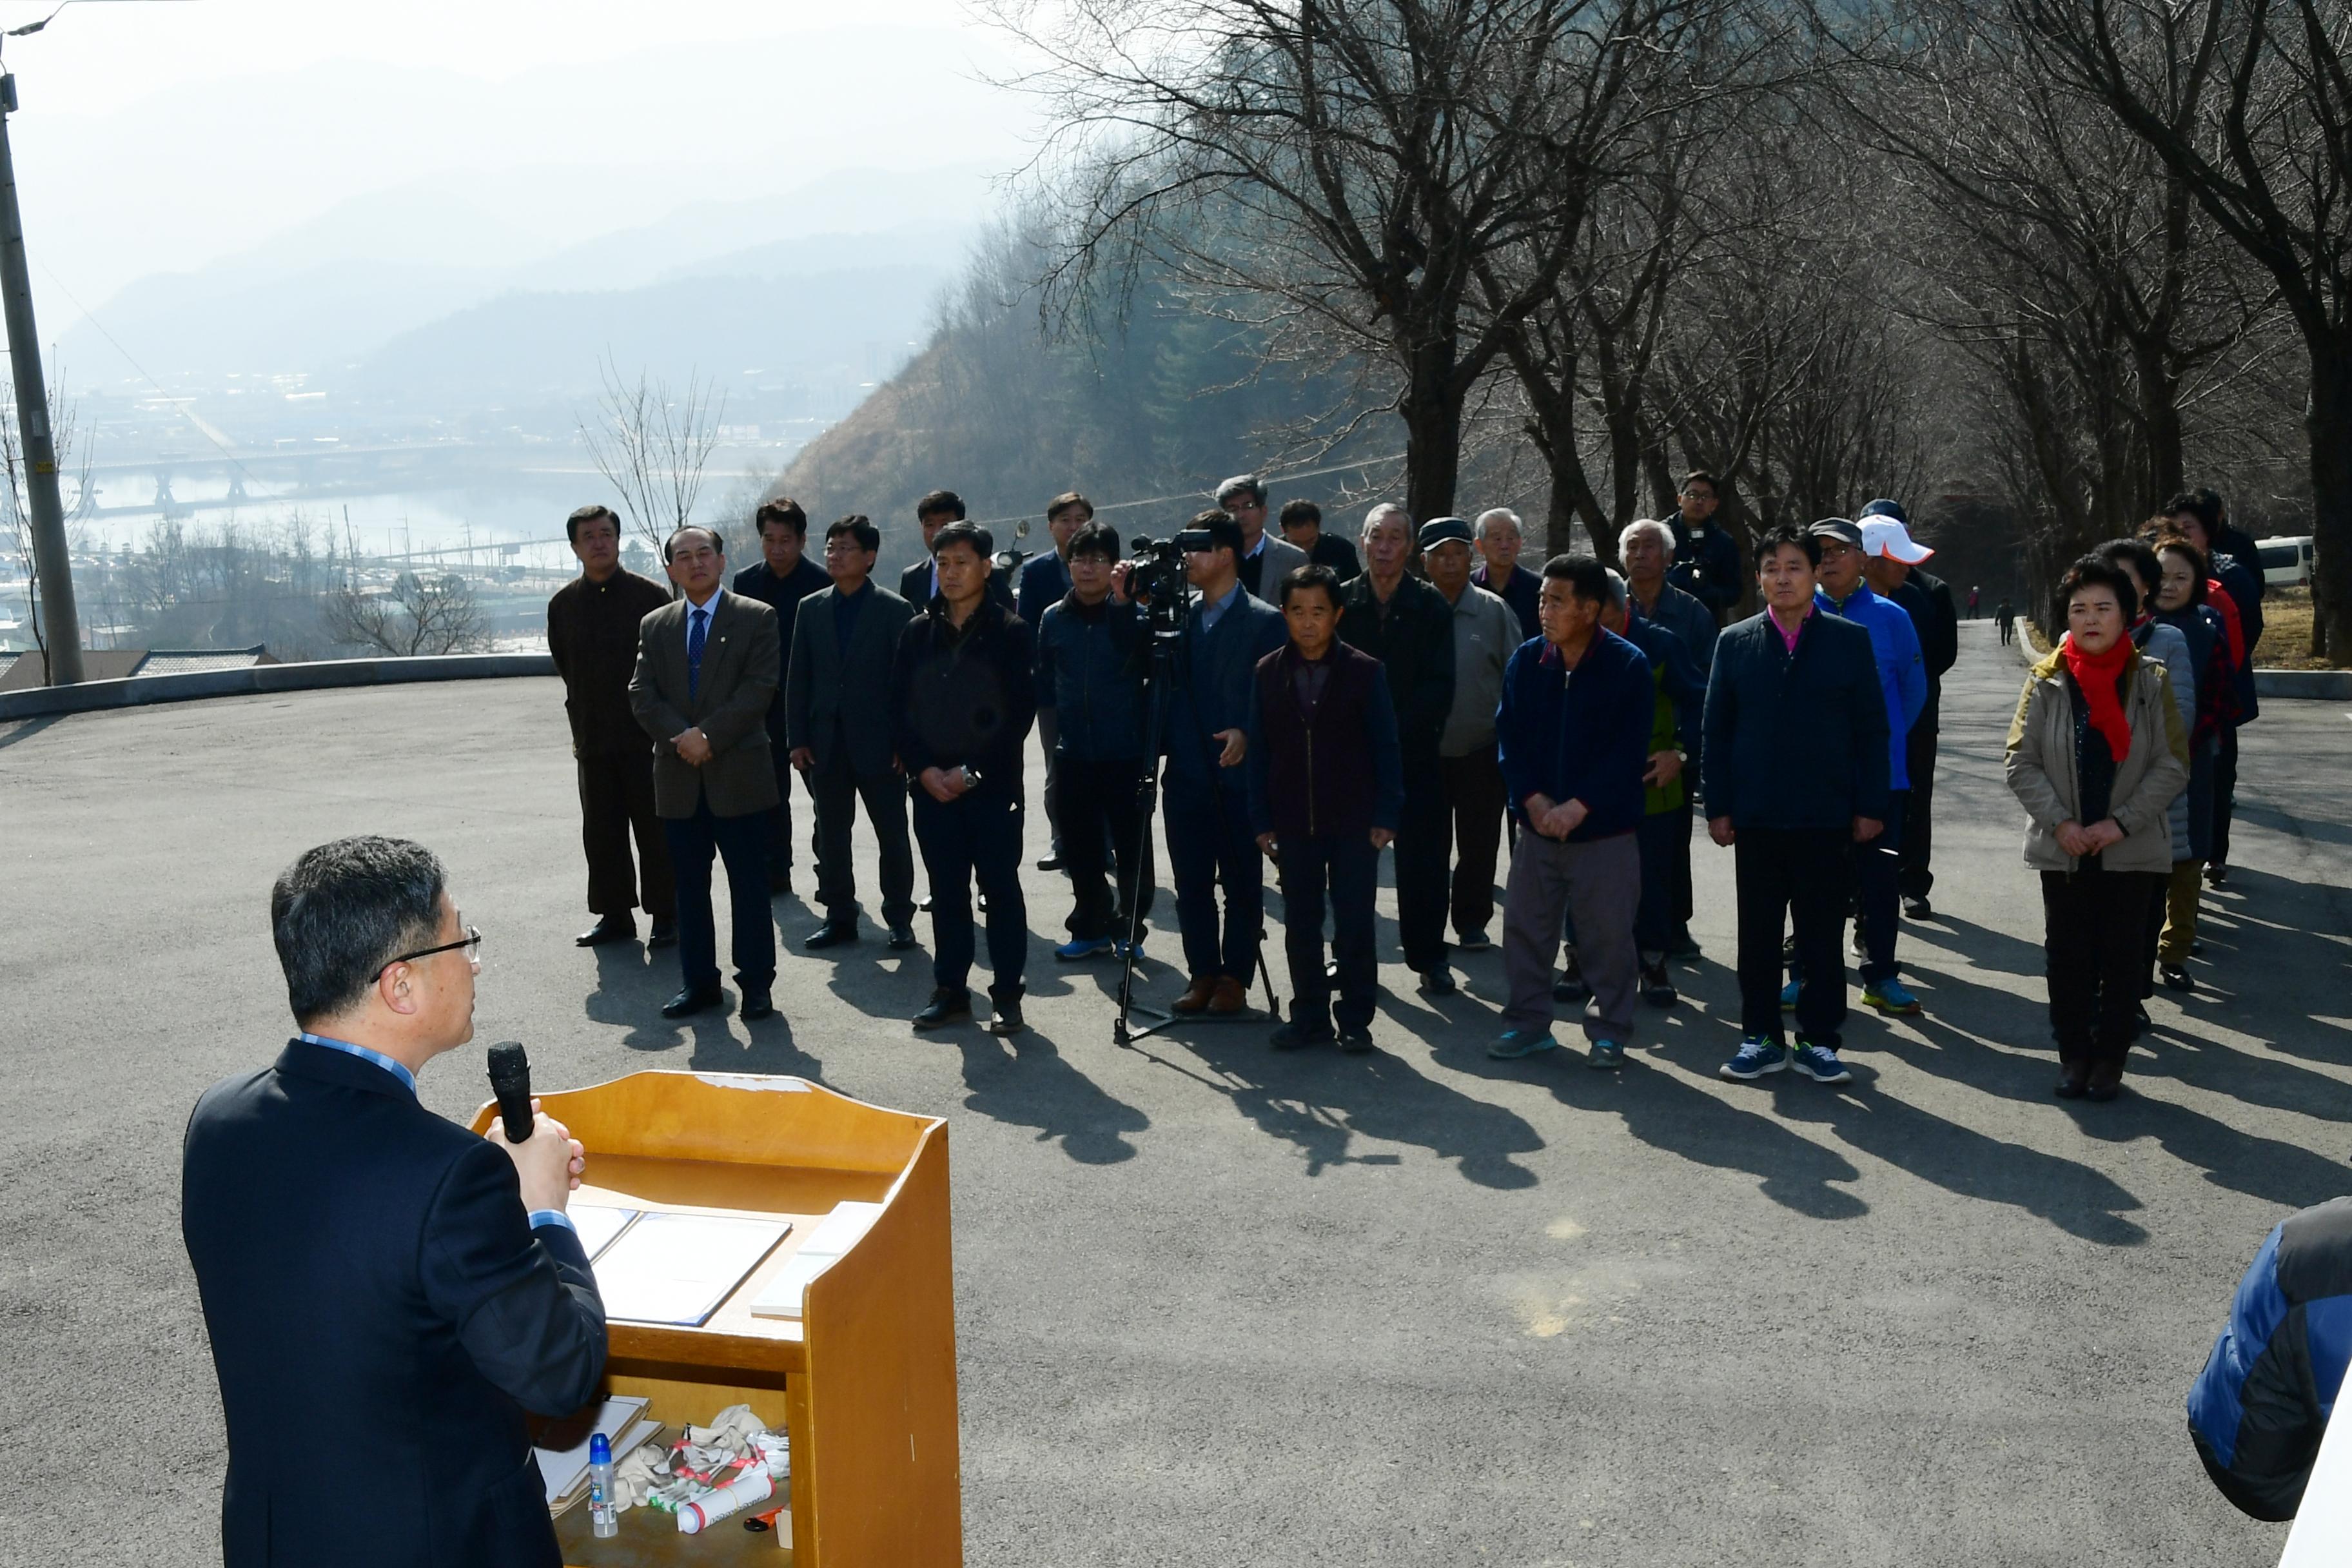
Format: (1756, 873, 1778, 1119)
(0, 653, 556, 723)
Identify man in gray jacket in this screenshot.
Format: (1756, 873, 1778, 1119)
(1218, 473, 1309, 599)
(1422, 515, 1521, 951)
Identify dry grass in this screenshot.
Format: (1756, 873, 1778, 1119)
(2253, 587, 2344, 669)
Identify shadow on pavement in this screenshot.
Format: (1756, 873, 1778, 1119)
(1131, 1017, 1546, 1190)
(953, 1026, 1150, 1166)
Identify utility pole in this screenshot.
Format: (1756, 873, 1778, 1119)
(0, 72, 81, 682)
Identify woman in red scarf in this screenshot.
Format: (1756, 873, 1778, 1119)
(2003, 556, 2190, 1100)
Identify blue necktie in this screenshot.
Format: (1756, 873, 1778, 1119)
(687, 606, 708, 702)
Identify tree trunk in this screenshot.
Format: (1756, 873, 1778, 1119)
(1398, 344, 1462, 526)
(2308, 342, 2352, 662)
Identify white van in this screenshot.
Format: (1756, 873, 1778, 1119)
(2256, 536, 2313, 588)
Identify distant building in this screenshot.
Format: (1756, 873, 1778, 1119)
(0, 646, 277, 692)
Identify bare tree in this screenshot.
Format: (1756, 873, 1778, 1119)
(577, 355, 728, 559)
(326, 571, 491, 658)
(1, 375, 92, 667)
(2014, 0, 2352, 655)
(992, 0, 1757, 523)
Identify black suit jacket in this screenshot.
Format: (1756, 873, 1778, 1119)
(182, 1040, 607, 1568)
(787, 581, 917, 778)
(897, 557, 1014, 614)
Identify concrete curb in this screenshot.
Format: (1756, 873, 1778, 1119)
(0, 654, 556, 722)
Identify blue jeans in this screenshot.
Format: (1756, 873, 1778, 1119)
(662, 792, 776, 995)
(1164, 773, 1262, 984)
(912, 791, 1030, 1000)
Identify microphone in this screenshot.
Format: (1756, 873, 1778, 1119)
(486, 1041, 533, 1144)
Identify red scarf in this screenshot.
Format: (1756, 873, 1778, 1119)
(2061, 632, 2135, 762)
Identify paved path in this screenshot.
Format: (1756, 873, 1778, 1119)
(3, 620, 2348, 1565)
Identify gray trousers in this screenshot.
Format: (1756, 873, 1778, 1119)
(1502, 828, 1641, 1042)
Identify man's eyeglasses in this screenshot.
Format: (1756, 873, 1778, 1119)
(378, 926, 483, 979)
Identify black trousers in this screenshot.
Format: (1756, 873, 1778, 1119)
(1440, 749, 1507, 940)
(1898, 725, 1938, 899)
(576, 748, 674, 920)
(1166, 774, 1264, 985)
(1634, 808, 1685, 956)
(761, 737, 812, 881)
(1277, 832, 1380, 1032)
(1735, 827, 1852, 1046)
(809, 752, 917, 928)
(2041, 867, 2163, 1070)
(1395, 756, 1451, 972)
(2212, 727, 2240, 867)
(662, 792, 775, 994)
(1057, 754, 1155, 940)
(912, 792, 1029, 1001)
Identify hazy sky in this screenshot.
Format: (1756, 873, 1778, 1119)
(5, 1, 1046, 320)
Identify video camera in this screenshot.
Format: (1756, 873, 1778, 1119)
(1123, 528, 1213, 632)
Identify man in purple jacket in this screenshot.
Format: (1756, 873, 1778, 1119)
(1490, 554, 1656, 1068)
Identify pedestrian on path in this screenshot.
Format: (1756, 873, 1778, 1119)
(2004, 554, 2187, 1102)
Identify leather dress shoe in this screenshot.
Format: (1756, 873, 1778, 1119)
(739, 990, 776, 1023)
(914, 988, 973, 1030)
(2054, 1063, 2090, 1099)
(1171, 974, 1219, 1014)
(887, 923, 919, 951)
(575, 915, 635, 948)
(1208, 975, 1247, 1015)
(988, 994, 1025, 1035)
(1418, 966, 1458, 997)
(646, 918, 678, 950)
(802, 920, 859, 950)
(662, 985, 723, 1019)
(2085, 1063, 2125, 1102)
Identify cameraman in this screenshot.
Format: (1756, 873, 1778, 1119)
(1126, 511, 1288, 1014)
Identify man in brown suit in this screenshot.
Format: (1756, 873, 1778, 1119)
(547, 504, 677, 950)
(629, 525, 782, 1022)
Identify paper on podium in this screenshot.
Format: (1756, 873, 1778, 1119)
(749, 1201, 886, 1320)
(565, 1203, 640, 1260)
(592, 1211, 792, 1327)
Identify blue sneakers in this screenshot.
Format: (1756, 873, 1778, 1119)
(1862, 979, 1923, 1015)
(1721, 1037, 1787, 1079)
(1791, 1040, 1851, 1084)
(1489, 1029, 1558, 1060)
(1055, 936, 1116, 962)
(1587, 1040, 1626, 1070)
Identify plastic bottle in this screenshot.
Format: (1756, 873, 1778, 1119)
(588, 1432, 618, 1538)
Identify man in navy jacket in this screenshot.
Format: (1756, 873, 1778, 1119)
(1703, 526, 1890, 1086)
(183, 836, 606, 1568)
(1157, 511, 1289, 1014)
(1017, 490, 1092, 870)
(1490, 554, 1655, 1067)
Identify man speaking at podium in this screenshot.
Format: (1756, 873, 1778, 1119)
(182, 836, 607, 1568)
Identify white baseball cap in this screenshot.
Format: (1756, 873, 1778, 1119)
(1860, 517, 1934, 565)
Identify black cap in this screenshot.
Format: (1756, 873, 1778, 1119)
(1808, 517, 1865, 549)
(1416, 515, 1474, 550)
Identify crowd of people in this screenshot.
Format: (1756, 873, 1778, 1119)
(540, 473, 2267, 1097)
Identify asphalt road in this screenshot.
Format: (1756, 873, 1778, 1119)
(4, 618, 2348, 1566)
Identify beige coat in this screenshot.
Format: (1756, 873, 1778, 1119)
(2004, 644, 2188, 874)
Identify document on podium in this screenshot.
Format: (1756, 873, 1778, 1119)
(750, 1201, 885, 1320)
(564, 1203, 640, 1260)
(591, 1211, 792, 1327)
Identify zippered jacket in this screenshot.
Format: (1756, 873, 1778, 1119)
(1496, 629, 1653, 842)
(1034, 595, 1148, 760)
(2189, 1197, 2352, 1520)
(1700, 609, 1889, 830)
(2003, 644, 2187, 874)
(1245, 645, 1404, 838)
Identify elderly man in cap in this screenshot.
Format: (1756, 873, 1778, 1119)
(1786, 516, 1928, 1019)
(1857, 501, 1959, 920)
(1422, 516, 1524, 952)
(1217, 473, 1309, 599)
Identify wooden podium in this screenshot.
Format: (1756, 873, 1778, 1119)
(471, 1070, 962, 1565)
